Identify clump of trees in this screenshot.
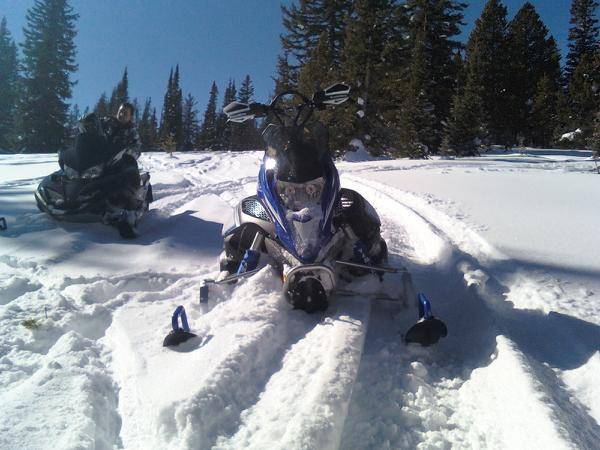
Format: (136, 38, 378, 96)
(275, 0, 600, 157)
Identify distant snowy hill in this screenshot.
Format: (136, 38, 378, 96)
(1, 150, 599, 449)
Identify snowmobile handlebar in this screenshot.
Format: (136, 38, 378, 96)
(224, 83, 351, 128)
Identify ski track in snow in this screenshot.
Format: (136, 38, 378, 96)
(0, 151, 598, 449)
(339, 174, 600, 450)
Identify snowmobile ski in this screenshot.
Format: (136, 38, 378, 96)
(163, 305, 197, 347)
(404, 293, 448, 346)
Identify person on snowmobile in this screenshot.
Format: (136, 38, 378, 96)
(218, 94, 387, 313)
(97, 103, 147, 237)
(36, 103, 152, 238)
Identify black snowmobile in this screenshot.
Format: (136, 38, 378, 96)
(35, 113, 153, 238)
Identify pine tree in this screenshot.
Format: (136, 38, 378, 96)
(566, 0, 599, 83)
(138, 98, 158, 151)
(506, 3, 561, 145)
(150, 108, 158, 150)
(553, 89, 574, 144)
(132, 98, 140, 124)
(443, 85, 485, 156)
(216, 79, 237, 149)
(452, 51, 466, 92)
(159, 65, 183, 149)
(172, 65, 183, 147)
(464, 0, 513, 146)
(588, 111, 600, 156)
(0, 17, 19, 150)
(399, 0, 467, 154)
(108, 67, 129, 115)
(231, 76, 262, 150)
(181, 93, 199, 151)
(339, 0, 400, 148)
(238, 75, 255, 103)
(159, 69, 173, 140)
(530, 75, 559, 147)
(95, 92, 109, 117)
(568, 51, 600, 133)
(280, 0, 352, 67)
(297, 32, 345, 151)
(20, 0, 78, 152)
(298, 32, 337, 94)
(198, 81, 219, 150)
(396, 25, 437, 158)
(273, 52, 298, 94)
(65, 103, 80, 146)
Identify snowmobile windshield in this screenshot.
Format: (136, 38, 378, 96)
(275, 177, 326, 260)
(263, 122, 329, 183)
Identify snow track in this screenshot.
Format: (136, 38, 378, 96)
(340, 175, 600, 449)
(1, 152, 598, 449)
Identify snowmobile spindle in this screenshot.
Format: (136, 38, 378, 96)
(163, 305, 197, 347)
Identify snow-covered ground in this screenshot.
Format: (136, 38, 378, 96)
(0, 149, 599, 450)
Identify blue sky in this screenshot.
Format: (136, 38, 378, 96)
(1, 0, 573, 116)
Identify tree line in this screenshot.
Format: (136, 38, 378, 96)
(275, 0, 600, 156)
(1, 0, 600, 157)
(92, 67, 262, 152)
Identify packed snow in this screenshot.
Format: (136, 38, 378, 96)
(0, 148, 599, 449)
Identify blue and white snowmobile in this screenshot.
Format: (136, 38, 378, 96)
(165, 84, 446, 347)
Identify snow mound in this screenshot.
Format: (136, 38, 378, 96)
(560, 128, 582, 141)
(342, 139, 381, 162)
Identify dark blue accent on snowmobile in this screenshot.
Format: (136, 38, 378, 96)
(237, 249, 261, 275)
(353, 241, 372, 265)
(200, 284, 209, 303)
(163, 305, 197, 347)
(257, 154, 340, 263)
(171, 305, 191, 332)
(417, 292, 433, 320)
(0, 217, 6, 231)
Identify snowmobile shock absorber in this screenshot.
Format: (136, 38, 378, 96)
(236, 232, 264, 275)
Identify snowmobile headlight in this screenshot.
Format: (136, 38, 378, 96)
(265, 157, 277, 171)
(305, 182, 321, 198)
(276, 177, 325, 210)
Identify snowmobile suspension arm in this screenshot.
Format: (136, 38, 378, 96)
(334, 260, 405, 274)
